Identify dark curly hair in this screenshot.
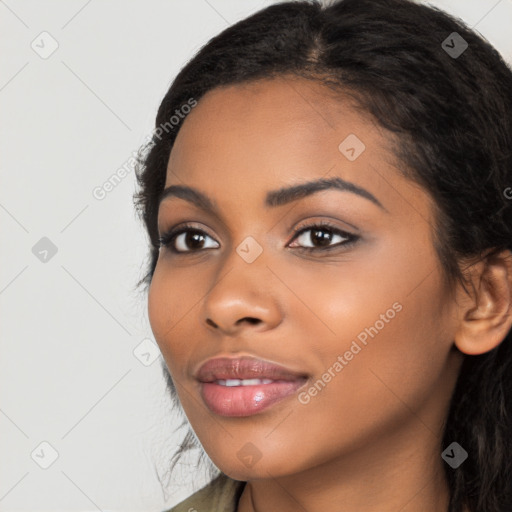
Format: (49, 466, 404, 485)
(133, 1, 512, 510)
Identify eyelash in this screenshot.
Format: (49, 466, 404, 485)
(158, 220, 359, 255)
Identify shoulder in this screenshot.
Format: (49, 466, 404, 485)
(163, 473, 246, 512)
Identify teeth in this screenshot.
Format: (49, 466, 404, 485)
(216, 378, 274, 386)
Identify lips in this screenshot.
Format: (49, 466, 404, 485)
(195, 355, 308, 383)
(195, 355, 309, 417)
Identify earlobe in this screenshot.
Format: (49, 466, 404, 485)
(454, 249, 512, 356)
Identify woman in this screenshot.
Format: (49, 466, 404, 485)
(134, 0, 512, 510)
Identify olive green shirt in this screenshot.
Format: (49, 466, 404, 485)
(165, 473, 246, 512)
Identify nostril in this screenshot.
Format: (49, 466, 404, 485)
(239, 317, 260, 325)
(205, 317, 261, 329)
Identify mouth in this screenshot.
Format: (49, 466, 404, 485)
(195, 355, 309, 417)
(199, 378, 308, 417)
(214, 378, 275, 386)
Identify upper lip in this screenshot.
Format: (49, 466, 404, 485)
(195, 355, 308, 383)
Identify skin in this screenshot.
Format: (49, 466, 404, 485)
(148, 76, 512, 512)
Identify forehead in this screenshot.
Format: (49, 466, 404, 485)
(168, 77, 389, 179)
(164, 76, 432, 226)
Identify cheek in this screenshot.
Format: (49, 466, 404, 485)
(284, 284, 451, 469)
(147, 260, 195, 339)
(147, 264, 186, 362)
(147, 262, 210, 382)
(293, 242, 451, 409)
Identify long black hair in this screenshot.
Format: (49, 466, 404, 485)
(134, 1, 512, 510)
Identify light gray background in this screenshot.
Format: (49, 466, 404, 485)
(1, 1, 511, 511)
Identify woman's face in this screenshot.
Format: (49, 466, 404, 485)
(148, 76, 465, 480)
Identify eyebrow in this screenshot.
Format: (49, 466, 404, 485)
(158, 176, 387, 215)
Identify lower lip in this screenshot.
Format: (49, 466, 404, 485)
(200, 379, 307, 417)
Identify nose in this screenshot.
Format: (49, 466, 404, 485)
(202, 255, 283, 336)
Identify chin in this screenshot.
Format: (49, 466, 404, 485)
(211, 450, 303, 482)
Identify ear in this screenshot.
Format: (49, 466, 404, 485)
(454, 249, 512, 355)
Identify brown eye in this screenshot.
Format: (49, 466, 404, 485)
(288, 222, 359, 252)
(159, 226, 219, 253)
(305, 227, 336, 247)
(180, 231, 207, 251)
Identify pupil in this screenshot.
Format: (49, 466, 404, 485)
(187, 231, 204, 249)
(312, 228, 332, 247)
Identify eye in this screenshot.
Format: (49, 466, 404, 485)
(158, 223, 219, 253)
(288, 221, 359, 252)
(158, 220, 359, 254)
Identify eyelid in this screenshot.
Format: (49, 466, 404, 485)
(286, 214, 361, 236)
(158, 222, 218, 249)
(158, 218, 360, 254)
(158, 221, 213, 239)
(287, 220, 358, 249)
